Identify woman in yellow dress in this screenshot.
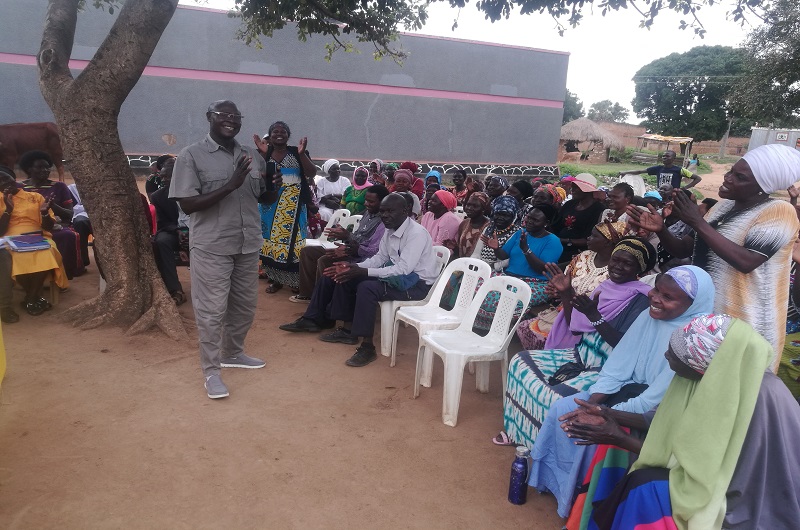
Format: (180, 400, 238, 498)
(0, 165, 68, 317)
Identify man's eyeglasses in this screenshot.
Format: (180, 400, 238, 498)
(209, 111, 244, 121)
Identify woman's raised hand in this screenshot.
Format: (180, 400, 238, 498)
(518, 229, 529, 252)
(480, 234, 500, 250)
(297, 137, 308, 154)
(626, 204, 664, 233)
(253, 134, 269, 155)
(544, 262, 571, 293)
(671, 188, 703, 227)
(572, 292, 602, 321)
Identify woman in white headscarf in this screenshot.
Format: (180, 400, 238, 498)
(315, 159, 350, 222)
(628, 144, 800, 367)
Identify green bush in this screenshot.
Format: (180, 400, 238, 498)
(608, 147, 636, 163)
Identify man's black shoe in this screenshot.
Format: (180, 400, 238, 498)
(345, 344, 377, 367)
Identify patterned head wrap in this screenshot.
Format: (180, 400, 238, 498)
(665, 265, 700, 300)
(433, 189, 457, 210)
(370, 159, 384, 172)
(492, 195, 521, 217)
(669, 313, 733, 375)
(322, 159, 339, 174)
(741, 144, 800, 194)
(400, 161, 419, 173)
(352, 167, 371, 190)
(611, 237, 656, 274)
(595, 220, 627, 243)
(555, 186, 567, 202)
(537, 183, 563, 205)
(385, 163, 398, 170)
(487, 175, 509, 189)
(468, 191, 491, 214)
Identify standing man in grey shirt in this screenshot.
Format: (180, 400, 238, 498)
(170, 100, 280, 399)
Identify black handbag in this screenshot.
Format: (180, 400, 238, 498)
(548, 361, 586, 386)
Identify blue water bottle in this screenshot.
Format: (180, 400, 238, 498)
(508, 446, 531, 505)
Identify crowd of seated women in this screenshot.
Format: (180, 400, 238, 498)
(477, 144, 800, 529)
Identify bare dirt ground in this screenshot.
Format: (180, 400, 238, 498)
(0, 164, 741, 528)
(694, 161, 728, 200)
(0, 225, 561, 527)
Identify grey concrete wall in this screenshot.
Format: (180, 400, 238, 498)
(0, 0, 568, 164)
(749, 128, 800, 151)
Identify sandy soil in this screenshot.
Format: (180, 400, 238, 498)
(0, 265, 562, 527)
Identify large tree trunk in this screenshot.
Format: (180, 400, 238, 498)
(37, 0, 187, 339)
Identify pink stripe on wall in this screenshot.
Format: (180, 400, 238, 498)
(0, 52, 562, 109)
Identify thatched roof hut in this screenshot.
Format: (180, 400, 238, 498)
(560, 118, 625, 150)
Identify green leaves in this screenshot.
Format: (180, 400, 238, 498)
(226, 0, 772, 62)
(563, 90, 585, 124)
(631, 45, 746, 141)
(733, 0, 800, 125)
(587, 100, 629, 123)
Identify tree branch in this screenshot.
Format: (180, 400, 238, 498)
(75, 0, 178, 109)
(38, 0, 81, 103)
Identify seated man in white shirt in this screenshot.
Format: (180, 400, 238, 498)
(279, 194, 439, 367)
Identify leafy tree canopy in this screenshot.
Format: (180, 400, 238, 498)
(563, 89, 585, 124)
(631, 45, 747, 141)
(227, 0, 772, 60)
(587, 100, 629, 122)
(733, 0, 800, 127)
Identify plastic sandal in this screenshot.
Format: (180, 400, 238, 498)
(492, 431, 517, 447)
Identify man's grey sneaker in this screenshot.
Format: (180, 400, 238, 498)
(320, 327, 358, 345)
(205, 374, 229, 399)
(221, 353, 266, 369)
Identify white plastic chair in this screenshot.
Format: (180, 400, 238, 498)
(454, 206, 466, 220)
(341, 214, 362, 232)
(389, 258, 491, 368)
(378, 245, 451, 358)
(306, 208, 350, 249)
(414, 275, 531, 427)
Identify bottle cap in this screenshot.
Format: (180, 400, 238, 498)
(515, 446, 530, 458)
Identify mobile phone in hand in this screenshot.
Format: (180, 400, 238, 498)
(264, 161, 277, 191)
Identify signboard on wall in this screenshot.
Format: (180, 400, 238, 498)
(777, 132, 789, 141)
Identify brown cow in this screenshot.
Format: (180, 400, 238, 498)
(0, 122, 66, 182)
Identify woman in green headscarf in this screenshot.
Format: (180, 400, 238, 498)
(563, 314, 800, 530)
